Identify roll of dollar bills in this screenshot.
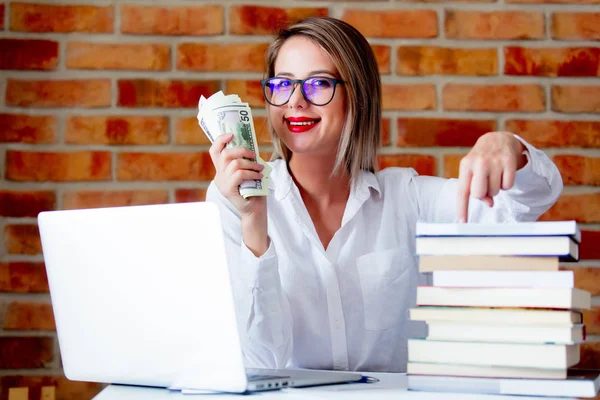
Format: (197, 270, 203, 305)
(197, 91, 271, 199)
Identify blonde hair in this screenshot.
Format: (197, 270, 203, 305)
(264, 17, 382, 180)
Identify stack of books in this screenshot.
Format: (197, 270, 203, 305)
(407, 220, 600, 398)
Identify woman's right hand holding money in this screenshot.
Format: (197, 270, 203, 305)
(209, 133, 269, 256)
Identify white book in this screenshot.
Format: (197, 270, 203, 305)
(432, 270, 574, 288)
(408, 370, 600, 398)
(409, 307, 583, 326)
(416, 236, 579, 261)
(419, 255, 560, 272)
(407, 362, 567, 380)
(416, 220, 581, 243)
(426, 322, 584, 344)
(417, 286, 591, 310)
(408, 339, 580, 369)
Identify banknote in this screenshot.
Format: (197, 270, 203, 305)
(197, 92, 271, 199)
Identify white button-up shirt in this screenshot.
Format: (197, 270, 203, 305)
(206, 136, 563, 373)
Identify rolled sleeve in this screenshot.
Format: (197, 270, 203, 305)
(237, 239, 279, 290)
(503, 134, 563, 218)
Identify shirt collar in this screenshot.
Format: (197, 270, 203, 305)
(353, 169, 381, 201)
(271, 159, 381, 201)
(271, 159, 292, 201)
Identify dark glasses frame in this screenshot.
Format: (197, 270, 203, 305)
(260, 76, 345, 107)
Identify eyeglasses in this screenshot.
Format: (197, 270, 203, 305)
(260, 76, 344, 107)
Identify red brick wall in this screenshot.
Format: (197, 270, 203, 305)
(1, 1, 599, 398)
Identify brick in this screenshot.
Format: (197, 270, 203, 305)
(63, 190, 169, 210)
(398, 46, 497, 76)
(552, 13, 600, 40)
(121, 5, 223, 35)
(0, 191, 55, 217)
(175, 188, 207, 203)
(552, 86, 600, 113)
(583, 307, 600, 334)
(382, 84, 436, 111)
(254, 116, 272, 146)
(342, 10, 437, 38)
(505, 120, 600, 148)
(230, 6, 328, 35)
(225, 81, 265, 107)
(539, 193, 600, 223)
(377, 154, 437, 176)
(561, 265, 600, 295)
(443, 154, 466, 179)
(0, 262, 48, 293)
(0, 337, 54, 368)
(66, 116, 169, 145)
(42, 387, 54, 399)
(10, 2, 113, 33)
(371, 45, 391, 75)
(443, 84, 545, 112)
(0, 376, 103, 400)
(6, 151, 112, 182)
(505, 47, 600, 77)
(117, 153, 215, 181)
(398, 118, 496, 147)
(118, 80, 220, 108)
(0, 39, 58, 70)
(67, 42, 170, 71)
(177, 43, 268, 72)
(579, 342, 600, 369)
(6, 79, 111, 108)
(382, 118, 391, 147)
(175, 115, 271, 146)
(581, 230, 600, 260)
(445, 11, 544, 40)
(3, 302, 55, 330)
(4, 224, 42, 255)
(8, 388, 28, 399)
(0, 114, 56, 144)
(175, 118, 212, 146)
(552, 155, 600, 186)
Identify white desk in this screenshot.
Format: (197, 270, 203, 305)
(93, 373, 576, 400)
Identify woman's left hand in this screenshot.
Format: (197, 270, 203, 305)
(457, 131, 528, 223)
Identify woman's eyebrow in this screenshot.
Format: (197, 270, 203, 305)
(309, 70, 336, 76)
(275, 70, 336, 78)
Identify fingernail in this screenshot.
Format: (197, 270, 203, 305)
(458, 217, 466, 223)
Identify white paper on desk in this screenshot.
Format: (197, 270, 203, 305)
(168, 387, 251, 396)
(180, 389, 229, 395)
(282, 372, 406, 396)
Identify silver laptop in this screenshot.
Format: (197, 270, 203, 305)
(38, 201, 362, 393)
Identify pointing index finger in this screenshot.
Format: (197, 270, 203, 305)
(457, 161, 473, 223)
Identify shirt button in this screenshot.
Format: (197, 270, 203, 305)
(334, 320, 341, 329)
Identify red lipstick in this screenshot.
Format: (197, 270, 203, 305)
(286, 116, 320, 134)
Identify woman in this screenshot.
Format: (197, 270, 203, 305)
(206, 17, 563, 372)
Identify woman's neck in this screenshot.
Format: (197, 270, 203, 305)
(288, 153, 350, 206)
